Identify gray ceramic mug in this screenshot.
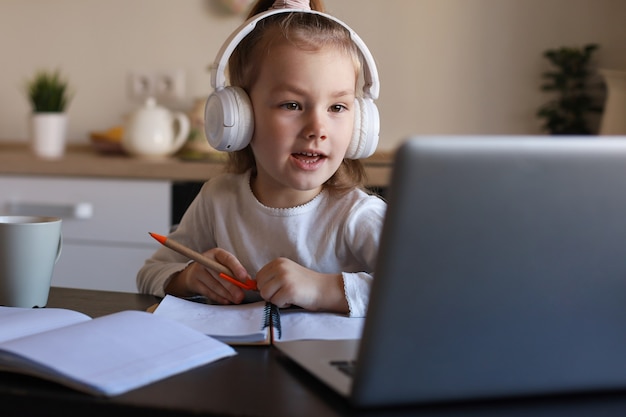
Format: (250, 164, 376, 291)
(0, 216, 62, 308)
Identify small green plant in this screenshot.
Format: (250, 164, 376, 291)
(537, 44, 603, 135)
(26, 69, 72, 113)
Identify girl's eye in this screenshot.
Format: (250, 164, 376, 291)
(280, 102, 301, 111)
(329, 104, 347, 113)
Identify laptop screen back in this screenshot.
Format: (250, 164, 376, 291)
(351, 136, 626, 406)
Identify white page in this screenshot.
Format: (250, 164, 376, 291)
(0, 310, 236, 396)
(277, 309, 365, 342)
(153, 295, 268, 342)
(154, 295, 364, 343)
(0, 306, 91, 343)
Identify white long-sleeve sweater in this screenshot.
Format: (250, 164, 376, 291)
(136, 171, 386, 317)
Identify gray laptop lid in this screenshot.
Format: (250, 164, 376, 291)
(277, 136, 626, 407)
(350, 136, 626, 406)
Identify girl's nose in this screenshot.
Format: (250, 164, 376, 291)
(304, 110, 328, 140)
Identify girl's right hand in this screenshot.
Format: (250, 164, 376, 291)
(165, 248, 251, 305)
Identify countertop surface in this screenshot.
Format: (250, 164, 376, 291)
(0, 142, 394, 186)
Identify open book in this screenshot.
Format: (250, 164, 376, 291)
(153, 295, 365, 345)
(0, 306, 236, 396)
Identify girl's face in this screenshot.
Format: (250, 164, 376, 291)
(248, 40, 357, 208)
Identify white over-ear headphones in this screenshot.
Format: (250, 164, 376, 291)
(205, 8, 380, 159)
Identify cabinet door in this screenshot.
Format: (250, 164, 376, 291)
(0, 176, 170, 293)
(53, 245, 158, 293)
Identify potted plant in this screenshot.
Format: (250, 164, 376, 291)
(536, 44, 604, 135)
(26, 69, 73, 158)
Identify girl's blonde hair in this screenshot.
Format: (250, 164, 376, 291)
(224, 0, 367, 194)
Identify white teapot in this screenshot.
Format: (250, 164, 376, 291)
(122, 97, 190, 157)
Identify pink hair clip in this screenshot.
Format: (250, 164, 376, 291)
(271, 0, 311, 11)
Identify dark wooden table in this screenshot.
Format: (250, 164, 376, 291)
(3, 287, 626, 417)
(47, 286, 160, 317)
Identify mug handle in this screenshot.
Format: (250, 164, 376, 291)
(55, 232, 63, 264)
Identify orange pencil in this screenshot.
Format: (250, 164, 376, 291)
(149, 232, 257, 291)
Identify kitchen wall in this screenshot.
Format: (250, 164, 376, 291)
(1, 0, 625, 151)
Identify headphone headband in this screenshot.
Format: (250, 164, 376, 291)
(210, 8, 380, 100)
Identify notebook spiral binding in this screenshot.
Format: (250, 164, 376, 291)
(262, 303, 282, 340)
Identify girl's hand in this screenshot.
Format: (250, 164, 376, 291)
(255, 257, 349, 314)
(165, 248, 251, 305)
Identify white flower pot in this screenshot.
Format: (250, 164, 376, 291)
(31, 113, 68, 159)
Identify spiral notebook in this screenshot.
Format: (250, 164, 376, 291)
(153, 295, 364, 345)
(276, 136, 626, 407)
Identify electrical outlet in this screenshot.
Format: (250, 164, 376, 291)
(128, 71, 154, 100)
(127, 69, 185, 101)
(154, 70, 185, 101)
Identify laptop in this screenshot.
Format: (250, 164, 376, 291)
(275, 135, 626, 407)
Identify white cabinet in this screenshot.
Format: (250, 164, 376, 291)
(0, 176, 170, 293)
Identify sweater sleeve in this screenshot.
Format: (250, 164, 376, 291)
(135, 249, 190, 297)
(342, 272, 372, 317)
(341, 194, 386, 317)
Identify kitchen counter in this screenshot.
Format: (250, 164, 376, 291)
(0, 142, 394, 187)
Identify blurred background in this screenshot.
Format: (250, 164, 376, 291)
(1, 0, 625, 151)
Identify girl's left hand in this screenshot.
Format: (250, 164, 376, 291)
(255, 257, 349, 314)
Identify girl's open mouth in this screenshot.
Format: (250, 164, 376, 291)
(292, 152, 326, 164)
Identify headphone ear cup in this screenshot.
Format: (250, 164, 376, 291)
(346, 97, 380, 159)
(204, 86, 254, 152)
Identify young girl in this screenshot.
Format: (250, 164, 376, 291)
(136, 0, 386, 317)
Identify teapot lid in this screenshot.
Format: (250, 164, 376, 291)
(144, 97, 157, 108)
(134, 97, 166, 115)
